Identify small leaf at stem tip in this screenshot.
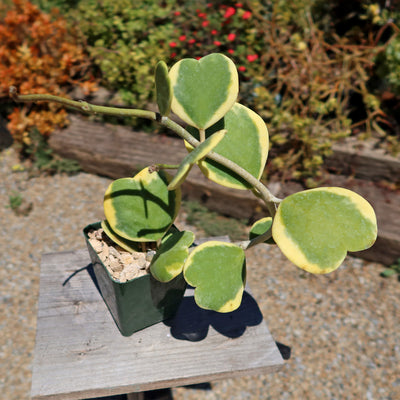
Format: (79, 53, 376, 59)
(249, 217, 275, 244)
(155, 61, 172, 116)
(168, 129, 227, 190)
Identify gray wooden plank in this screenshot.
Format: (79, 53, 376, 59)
(327, 136, 400, 184)
(31, 249, 284, 400)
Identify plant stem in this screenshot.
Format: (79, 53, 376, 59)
(236, 227, 273, 251)
(10, 88, 282, 214)
(199, 129, 206, 142)
(149, 164, 180, 172)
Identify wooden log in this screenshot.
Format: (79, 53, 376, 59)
(49, 115, 400, 265)
(326, 136, 400, 184)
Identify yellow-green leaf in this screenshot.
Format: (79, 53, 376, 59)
(186, 103, 269, 190)
(101, 220, 141, 252)
(155, 61, 172, 116)
(169, 53, 238, 129)
(168, 129, 227, 190)
(103, 167, 181, 242)
(150, 230, 195, 282)
(249, 217, 275, 244)
(183, 241, 246, 312)
(272, 187, 377, 273)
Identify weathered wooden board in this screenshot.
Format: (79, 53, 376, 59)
(30, 249, 284, 400)
(48, 115, 400, 265)
(326, 136, 400, 184)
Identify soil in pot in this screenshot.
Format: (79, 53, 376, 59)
(87, 227, 154, 283)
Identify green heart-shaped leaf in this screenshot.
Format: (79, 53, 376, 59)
(249, 217, 275, 244)
(101, 220, 141, 252)
(183, 241, 246, 312)
(150, 230, 195, 282)
(168, 129, 227, 190)
(104, 167, 181, 242)
(272, 187, 377, 273)
(169, 53, 238, 129)
(186, 103, 269, 190)
(155, 61, 172, 116)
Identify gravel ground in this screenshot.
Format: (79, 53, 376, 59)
(0, 146, 399, 400)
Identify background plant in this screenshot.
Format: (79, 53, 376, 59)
(166, 0, 397, 183)
(64, 0, 176, 107)
(23, 128, 82, 175)
(3, 0, 399, 183)
(0, 0, 96, 146)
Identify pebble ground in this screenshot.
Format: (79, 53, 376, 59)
(0, 147, 399, 400)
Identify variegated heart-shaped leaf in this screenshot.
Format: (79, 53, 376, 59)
(183, 241, 246, 312)
(150, 230, 195, 282)
(168, 129, 227, 190)
(186, 103, 269, 190)
(103, 167, 181, 242)
(272, 187, 377, 273)
(169, 53, 238, 129)
(155, 60, 172, 116)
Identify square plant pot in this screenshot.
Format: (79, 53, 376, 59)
(83, 222, 187, 336)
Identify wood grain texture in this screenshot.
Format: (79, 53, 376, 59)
(327, 136, 400, 184)
(31, 249, 284, 400)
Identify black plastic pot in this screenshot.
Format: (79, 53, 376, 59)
(83, 222, 187, 336)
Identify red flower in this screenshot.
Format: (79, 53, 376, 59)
(227, 33, 236, 41)
(179, 35, 186, 41)
(228, 49, 234, 54)
(173, 11, 181, 16)
(238, 66, 246, 72)
(202, 20, 210, 27)
(169, 42, 177, 48)
(171, 52, 177, 58)
(242, 11, 251, 19)
(188, 39, 196, 44)
(247, 54, 258, 62)
(195, 56, 201, 60)
(211, 29, 218, 35)
(197, 12, 207, 18)
(214, 40, 222, 46)
(236, 3, 243, 7)
(224, 6, 236, 19)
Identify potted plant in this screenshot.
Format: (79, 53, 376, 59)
(10, 53, 378, 336)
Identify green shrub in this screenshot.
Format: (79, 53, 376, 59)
(13, 0, 398, 181)
(66, 0, 176, 107)
(31, 0, 81, 13)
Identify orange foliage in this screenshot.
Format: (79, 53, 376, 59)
(0, 0, 96, 144)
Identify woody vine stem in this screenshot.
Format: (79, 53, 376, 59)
(9, 87, 282, 222)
